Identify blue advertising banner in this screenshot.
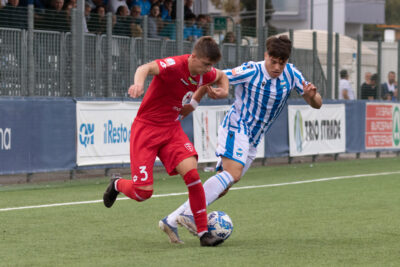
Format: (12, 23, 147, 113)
(0, 98, 76, 174)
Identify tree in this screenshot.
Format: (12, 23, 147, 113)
(210, 0, 274, 37)
(385, 0, 400, 25)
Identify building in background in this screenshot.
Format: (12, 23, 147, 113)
(270, 0, 385, 39)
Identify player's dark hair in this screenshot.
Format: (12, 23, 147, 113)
(266, 35, 292, 61)
(193, 36, 221, 63)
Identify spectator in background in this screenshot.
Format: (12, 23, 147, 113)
(196, 14, 208, 37)
(133, 0, 151, 16)
(360, 72, 372, 100)
(183, 0, 194, 20)
(107, 0, 129, 14)
(382, 71, 398, 101)
(35, 0, 69, 32)
(113, 5, 131, 36)
(86, 0, 106, 10)
(183, 13, 198, 41)
(339, 69, 355, 100)
(0, 0, 28, 29)
(361, 73, 378, 100)
(171, 0, 193, 20)
(223, 31, 236, 44)
(87, 5, 107, 34)
(160, 0, 172, 21)
(147, 3, 162, 38)
(130, 4, 143, 37)
(85, 2, 92, 21)
(130, 4, 142, 22)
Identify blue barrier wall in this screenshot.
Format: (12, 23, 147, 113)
(0, 98, 76, 174)
(0, 98, 397, 175)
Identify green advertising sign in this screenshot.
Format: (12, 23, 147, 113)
(214, 17, 227, 31)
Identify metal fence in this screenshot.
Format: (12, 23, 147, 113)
(0, 26, 329, 99)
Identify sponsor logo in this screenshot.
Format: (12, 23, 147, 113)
(166, 58, 175, 66)
(294, 110, 303, 152)
(180, 78, 189, 86)
(188, 76, 198, 85)
(184, 142, 194, 152)
(79, 123, 95, 148)
(231, 66, 246, 76)
(236, 148, 243, 157)
(103, 120, 130, 144)
(393, 106, 400, 146)
(262, 81, 266, 87)
(0, 127, 11, 150)
(182, 91, 194, 106)
(160, 61, 167, 68)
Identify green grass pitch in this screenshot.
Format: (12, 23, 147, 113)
(1, 157, 400, 266)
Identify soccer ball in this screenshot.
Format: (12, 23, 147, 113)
(207, 211, 233, 240)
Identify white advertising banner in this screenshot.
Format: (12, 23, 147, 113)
(288, 104, 346, 157)
(193, 105, 265, 163)
(76, 101, 140, 166)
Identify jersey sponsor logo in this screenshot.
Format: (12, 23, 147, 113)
(188, 76, 198, 85)
(184, 142, 194, 152)
(180, 78, 189, 86)
(232, 66, 246, 76)
(160, 61, 167, 68)
(182, 91, 193, 106)
(165, 58, 176, 66)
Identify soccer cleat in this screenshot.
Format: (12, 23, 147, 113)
(176, 213, 197, 236)
(158, 217, 184, 244)
(200, 232, 224, 247)
(103, 174, 121, 208)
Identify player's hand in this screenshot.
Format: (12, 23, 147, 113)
(180, 103, 195, 120)
(302, 81, 317, 98)
(207, 86, 228, 99)
(128, 84, 144, 98)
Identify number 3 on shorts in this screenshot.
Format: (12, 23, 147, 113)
(133, 166, 148, 182)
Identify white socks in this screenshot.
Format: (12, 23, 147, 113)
(166, 171, 234, 227)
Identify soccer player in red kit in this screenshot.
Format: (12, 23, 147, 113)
(103, 36, 229, 246)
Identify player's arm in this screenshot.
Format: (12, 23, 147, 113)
(191, 69, 229, 102)
(180, 70, 229, 119)
(128, 61, 160, 98)
(302, 81, 322, 109)
(205, 69, 229, 99)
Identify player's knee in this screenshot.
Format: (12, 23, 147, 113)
(223, 169, 241, 183)
(133, 187, 153, 202)
(183, 169, 201, 187)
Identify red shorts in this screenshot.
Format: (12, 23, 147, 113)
(130, 119, 197, 186)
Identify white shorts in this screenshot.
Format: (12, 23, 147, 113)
(215, 126, 257, 167)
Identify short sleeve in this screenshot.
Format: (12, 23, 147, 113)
(290, 64, 307, 95)
(223, 62, 257, 85)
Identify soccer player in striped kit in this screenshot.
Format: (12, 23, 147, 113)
(103, 36, 229, 246)
(160, 35, 323, 243)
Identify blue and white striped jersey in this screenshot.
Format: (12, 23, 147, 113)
(222, 61, 306, 147)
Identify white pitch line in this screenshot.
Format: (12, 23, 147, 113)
(1, 171, 399, 212)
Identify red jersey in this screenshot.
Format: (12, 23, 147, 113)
(135, 54, 217, 125)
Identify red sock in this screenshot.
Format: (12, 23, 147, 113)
(183, 169, 208, 234)
(116, 179, 153, 202)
